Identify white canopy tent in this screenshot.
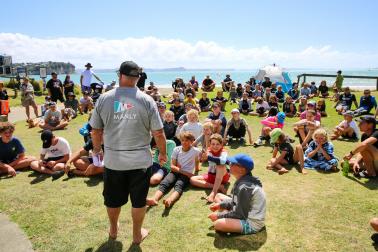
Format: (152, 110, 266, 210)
(254, 64, 292, 92)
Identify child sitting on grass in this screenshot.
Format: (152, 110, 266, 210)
(282, 96, 297, 117)
(149, 139, 176, 185)
(147, 132, 201, 208)
(317, 99, 327, 117)
(211, 90, 228, 111)
(199, 92, 211, 112)
(190, 134, 230, 202)
(193, 122, 214, 151)
(208, 154, 266, 234)
(253, 112, 286, 146)
(330, 110, 359, 141)
(304, 128, 338, 172)
(267, 128, 306, 174)
(177, 109, 203, 139)
(297, 96, 307, 115)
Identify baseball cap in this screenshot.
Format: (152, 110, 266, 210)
(227, 154, 254, 172)
(277, 112, 286, 124)
(231, 108, 240, 114)
(119, 61, 141, 77)
(67, 92, 75, 97)
(270, 128, 283, 144)
(342, 110, 354, 117)
(355, 115, 377, 128)
(41, 130, 53, 148)
(49, 102, 57, 107)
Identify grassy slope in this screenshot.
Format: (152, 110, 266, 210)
(0, 90, 377, 252)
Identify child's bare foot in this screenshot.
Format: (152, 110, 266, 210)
(266, 164, 273, 170)
(133, 228, 149, 245)
(278, 168, 289, 175)
(301, 169, 308, 175)
(206, 192, 216, 203)
(330, 135, 338, 140)
(146, 198, 158, 206)
(163, 199, 172, 208)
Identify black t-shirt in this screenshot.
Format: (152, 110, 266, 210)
(339, 93, 356, 107)
(63, 81, 74, 94)
(223, 77, 232, 82)
(276, 140, 294, 163)
(46, 79, 63, 98)
(203, 79, 214, 86)
(137, 72, 147, 89)
(163, 121, 177, 140)
(199, 98, 210, 108)
(0, 90, 8, 100)
(361, 130, 378, 149)
(170, 105, 185, 121)
(318, 85, 328, 94)
(262, 80, 272, 88)
(212, 97, 228, 103)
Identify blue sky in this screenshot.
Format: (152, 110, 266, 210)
(1, 0, 377, 68)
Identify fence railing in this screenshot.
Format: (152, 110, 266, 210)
(297, 73, 378, 90)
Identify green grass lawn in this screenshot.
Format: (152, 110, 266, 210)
(0, 90, 378, 251)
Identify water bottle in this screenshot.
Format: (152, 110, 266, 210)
(342, 159, 350, 176)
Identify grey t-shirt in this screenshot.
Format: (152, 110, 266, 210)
(44, 110, 62, 125)
(90, 87, 163, 170)
(171, 146, 201, 173)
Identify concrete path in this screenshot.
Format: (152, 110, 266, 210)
(0, 213, 34, 252)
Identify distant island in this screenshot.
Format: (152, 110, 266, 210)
(13, 61, 75, 75)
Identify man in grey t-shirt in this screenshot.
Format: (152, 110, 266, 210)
(90, 61, 167, 244)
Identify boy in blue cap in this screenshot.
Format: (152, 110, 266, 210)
(208, 154, 266, 234)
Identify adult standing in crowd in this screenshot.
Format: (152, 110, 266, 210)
(63, 74, 75, 100)
(137, 68, 148, 90)
(80, 63, 103, 94)
(344, 116, 378, 178)
(20, 77, 38, 121)
(261, 76, 272, 89)
(46, 72, 65, 103)
(90, 61, 167, 244)
(334, 70, 344, 92)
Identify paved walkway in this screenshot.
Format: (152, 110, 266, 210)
(0, 213, 34, 252)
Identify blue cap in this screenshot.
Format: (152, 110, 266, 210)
(227, 154, 254, 172)
(277, 112, 286, 124)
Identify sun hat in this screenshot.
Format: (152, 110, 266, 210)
(85, 63, 93, 68)
(270, 128, 283, 144)
(277, 112, 286, 124)
(119, 61, 140, 77)
(41, 130, 54, 148)
(227, 154, 254, 172)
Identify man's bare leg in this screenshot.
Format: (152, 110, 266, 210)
(132, 207, 149, 244)
(107, 207, 121, 239)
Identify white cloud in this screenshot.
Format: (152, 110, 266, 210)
(0, 33, 377, 69)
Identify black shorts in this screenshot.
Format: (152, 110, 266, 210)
(44, 156, 64, 162)
(103, 167, 151, 208)
(342, 132, 357, 140)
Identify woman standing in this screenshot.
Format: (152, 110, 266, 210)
(63, 75, 75, 100)
(20, 77, 38, 121)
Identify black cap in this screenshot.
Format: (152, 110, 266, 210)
(119, 61, 140, 77)
(41, 130, 54, 148)
(67, 92, 75, 97)
(355, 115, 377, 128)
(51, 72, 57, 76)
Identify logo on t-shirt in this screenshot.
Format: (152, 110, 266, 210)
(113, 100, 137, 120)
(114, 101, 134, 113)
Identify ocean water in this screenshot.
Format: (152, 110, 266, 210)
(2, 68, 378, 89)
